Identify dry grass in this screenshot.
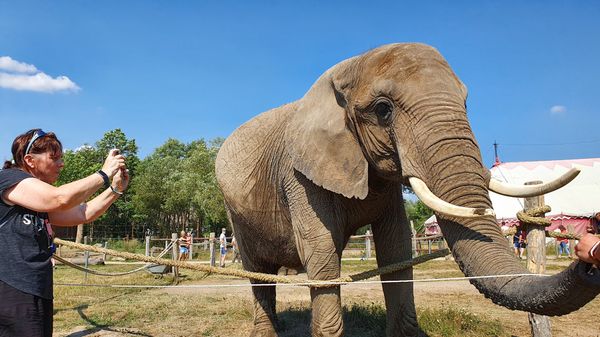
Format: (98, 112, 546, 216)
(53, 258, 599, 337)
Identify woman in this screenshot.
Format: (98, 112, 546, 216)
(178, 230, 191, 260)
(0, 128, 129, 337)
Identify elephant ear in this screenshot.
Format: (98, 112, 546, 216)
(286, 62, 369, 200)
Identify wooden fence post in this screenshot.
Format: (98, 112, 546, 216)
(567, 224, 575, 258)
(189, 233, 194, 260)
(75, 223, 84, 244)
(103, 241, 107, 261)
(145, 236, 150, 256)
(171, 233, 179, 281)
(523, 181, 551, 337)
(83, 236, 89, 283)
(365, 230, 372, 259)
(209, 232, 216, 267)
(410, 220, 417, 258)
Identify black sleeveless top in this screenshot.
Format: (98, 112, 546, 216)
(0, 168, 53, 299)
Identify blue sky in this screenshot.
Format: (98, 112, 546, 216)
(1, 1, 599, 167)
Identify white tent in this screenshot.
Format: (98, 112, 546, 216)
(424, 158, 600, 235)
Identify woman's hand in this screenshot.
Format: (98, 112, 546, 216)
(111, 168, 130, 194)
(101, 149, 126, 178)
(575, 234, 600, 264)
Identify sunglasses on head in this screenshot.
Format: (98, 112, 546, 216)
(24, 129, 47, 155)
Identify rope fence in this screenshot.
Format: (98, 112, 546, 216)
(54, 272, 548, 289)
(53, 240, 175, 277)
(53, 238, 450, 288)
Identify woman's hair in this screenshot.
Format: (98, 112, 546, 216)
(3, 129, 63, 170)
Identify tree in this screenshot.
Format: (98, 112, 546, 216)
(56, 129, 139, 239)
(56, 145, 100, 242)
(184, 140, 227, 234)
(405, 199, 433, 234)
(130, 137, 227, 237)
(94, 129, 139, 238)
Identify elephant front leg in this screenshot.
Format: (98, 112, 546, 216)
(310, 286, 343, 337)
(373, 202, 420, 336)
(287, 176, 345, 337)
(250, 279, 279, 337)
(297, 234, 344, 337)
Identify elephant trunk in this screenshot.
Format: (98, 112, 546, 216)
(418, 136, 600, 315)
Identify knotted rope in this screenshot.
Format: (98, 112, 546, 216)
(516, 205, 552, 226)
(501, 205, 597, 241)
(53, 238, 449, 288)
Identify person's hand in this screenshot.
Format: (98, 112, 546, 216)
(574, 234, 600, 264)
(101, 149, 126, 178)
(111, 168, 130, 193)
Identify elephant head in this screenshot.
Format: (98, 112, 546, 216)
(286, 43, 600, 315)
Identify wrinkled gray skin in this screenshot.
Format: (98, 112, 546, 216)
(215, 43, 600, 337)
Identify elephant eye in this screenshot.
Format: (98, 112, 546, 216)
(373, 100, 393, 122)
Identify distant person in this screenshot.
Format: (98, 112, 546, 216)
(513, 224, 526, 259)
(0, 129, 128, 337)
(231, 233, 241, 264)
(500, 221, 510, 235)
(518, 226, 527, 259)
(178, 230, 191, 261)
(219, 228, 227, 267)
(556, 225, 570, 258)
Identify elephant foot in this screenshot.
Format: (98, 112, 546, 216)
(249, 325, 278, 337)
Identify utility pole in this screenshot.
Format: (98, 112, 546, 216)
(493, 141, 501, 167)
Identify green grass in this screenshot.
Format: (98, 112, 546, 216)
(418, 307, 506, 337)
(277, 303, 507, 337)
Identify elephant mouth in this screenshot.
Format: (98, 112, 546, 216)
(407, 168, 580, 219)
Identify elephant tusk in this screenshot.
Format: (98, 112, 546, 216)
(408, 177, 495, 218)
(488, 167, 580, 198)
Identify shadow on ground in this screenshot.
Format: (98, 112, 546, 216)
(277, 305, 428, 337)
(62, 304, 151, 337)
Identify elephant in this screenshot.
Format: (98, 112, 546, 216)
(215, 43, 600, 337)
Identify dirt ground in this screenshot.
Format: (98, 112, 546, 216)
(59, 258, 600, 337)
(156, 275, 599, 337)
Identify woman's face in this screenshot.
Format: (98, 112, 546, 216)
(27, 151, 64, 184)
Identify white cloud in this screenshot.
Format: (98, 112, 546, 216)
(0, 56, 38, 74)
(0, 56, 80, 93)
(550, 105, 567, 115)
(74, 144, 94, 152)
(0, 72, 80, 93)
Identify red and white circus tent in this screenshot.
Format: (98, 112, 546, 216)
(424, 158, 600, 236)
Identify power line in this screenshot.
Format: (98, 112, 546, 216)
(501, 139, 600, 147)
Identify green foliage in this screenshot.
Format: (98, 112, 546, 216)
(405, 198, 434, 234)
(130, 137, 227, 237)
(108, 239, 143, 253)
(56, 129, 140, 238)
(57, 145, 100, 185)
(56, 128, 228, 239)
(354, 225, 371, 235)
